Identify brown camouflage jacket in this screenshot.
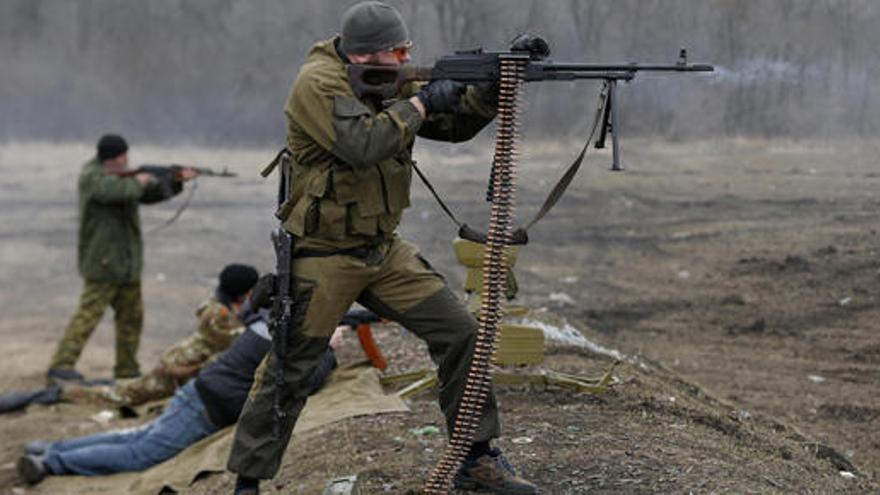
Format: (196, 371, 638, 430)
(157, 297, 244, 370)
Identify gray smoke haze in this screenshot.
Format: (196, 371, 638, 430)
(1, 0, 878, 146)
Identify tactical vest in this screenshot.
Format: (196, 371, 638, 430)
(279, 150, 412, 242)
(271, 37, 425, 248)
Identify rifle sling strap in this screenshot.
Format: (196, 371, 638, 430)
(261, 147, 292, 178)
(145, 179, 198, 235)
(412, 82, 609, 246)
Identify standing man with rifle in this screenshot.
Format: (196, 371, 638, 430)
(47, 134, 198, 382)
(227, 3, 538, 494)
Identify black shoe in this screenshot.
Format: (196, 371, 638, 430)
(17, 454, 48, 484)
(454, 448, 537, 494)
(234, 475, 260, 495)
(46, 368, 84, 382)
(24, 440, 52, 456)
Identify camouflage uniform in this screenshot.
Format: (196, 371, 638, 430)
(50, 282, 144, 379)
(49, 157, 181, 378)
(228, 37, 499, 478)
(66, 297, 244, 407)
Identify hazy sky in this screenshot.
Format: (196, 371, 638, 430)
(2, 0, 877, 145)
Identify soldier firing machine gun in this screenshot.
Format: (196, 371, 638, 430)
(348, 37, 713, 493)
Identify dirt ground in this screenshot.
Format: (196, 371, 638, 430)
(0, 137, 878, 493)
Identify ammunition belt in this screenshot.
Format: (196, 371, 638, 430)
(424, 55, 527, 493)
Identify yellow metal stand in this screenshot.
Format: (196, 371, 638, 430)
(378, 239, 619, 399)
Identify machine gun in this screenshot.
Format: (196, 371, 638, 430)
(348, 45, 713, 171)
(350, 39, 714, 248)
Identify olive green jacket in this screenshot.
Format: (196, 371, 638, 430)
(280, 37, 497, 251)
(77, 157, 180, 284)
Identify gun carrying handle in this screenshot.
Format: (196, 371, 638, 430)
(356, 323, 388, 371)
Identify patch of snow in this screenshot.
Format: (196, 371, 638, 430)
(548, 292, 575, 305)
(518, 318, 625, 362)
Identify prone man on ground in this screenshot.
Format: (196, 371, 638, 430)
(17, 302, 345, 483)
(1, 263, 258, 414)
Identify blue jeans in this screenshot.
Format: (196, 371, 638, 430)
(43, 381, 217, 476)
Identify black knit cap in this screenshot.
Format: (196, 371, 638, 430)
(219, 264, 259, 300)
(340, 1, 409, 55)
(96, 134, 129, 161)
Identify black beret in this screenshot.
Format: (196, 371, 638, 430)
(97, 134, 129, 161)
(219, 264, 259, 300)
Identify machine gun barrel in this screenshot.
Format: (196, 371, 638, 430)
(537, 62, 714, 73)
(190, 166, 237, 177)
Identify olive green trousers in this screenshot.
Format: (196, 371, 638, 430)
(49, 280, 143, 378)
(227, 237, 500, 479)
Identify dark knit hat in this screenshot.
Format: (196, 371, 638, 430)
(219, 264, 259, 300)
(96, 134, 129, 161)
(340, 1, 409, 55)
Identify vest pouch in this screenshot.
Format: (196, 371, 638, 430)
(333, 166, 381, 237)
(348, 203, 378, 237)
(283, 197, 318, 236)
(352, 165, 386, 216)
(275, 199, 295, 222)
(331, 166, 357, 204)
(281, 167, 330, 236)
(316, 198, 347, 240)
(381, 156, 412, 213)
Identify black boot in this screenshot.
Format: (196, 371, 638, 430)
(17, 454, 48, 484)
(46, 368, 84, 385)
(234, 475, 260, 495)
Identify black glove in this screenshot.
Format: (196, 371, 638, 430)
(416, 79, 466, 114)
(250, 273, 277, 309)
(510, 34, 550, 60)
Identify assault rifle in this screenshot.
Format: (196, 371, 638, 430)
(339, 309, 388, 371)
(113, 164, 236, 198)
(348, 43, 713, 171)
(269, 151, 294, 439)
(115, 164, 237, 178)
